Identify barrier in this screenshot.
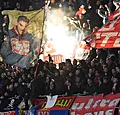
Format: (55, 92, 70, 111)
(0, 93, 120, 115)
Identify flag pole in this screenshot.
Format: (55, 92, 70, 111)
(34, 0, 50, 78)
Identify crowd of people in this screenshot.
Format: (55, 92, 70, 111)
(0, 0, 120, 110)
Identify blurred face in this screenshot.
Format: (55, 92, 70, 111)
(60, 70, 64, 75)
(73, 59, 77, 65)
(87, 79, 92, 85)
(91, 61, 95, 66)
(113, 78, 118, 83)
(14, 82, 18, 88)
(75, 77, 80, 83)
(75, 70, 80, 75)
(112, 69, 116, 74)
(9, 84, 13, 90)
(116, 67, 120, 73)
(50, 81, 55, 89)
(104, 67, 108, 72)
(95, 71, 99, 77)
(55, 72, 59, 77)
(69, 72, 73, 77)
(46, 76, 50, 83)
(17, 20, 28, 33)
(103, 79, 108, 83)
(89, 68, 93, 74)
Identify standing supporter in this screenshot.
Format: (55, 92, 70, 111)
(101, 77, 112, 95)
(64, 79, 78, 95)
(74, 75, 86, 94)
(46, 79, 57, 96)
(83, 78, 96, 95)
(111, 76, 120, 94)
(53, 69, 65, 95)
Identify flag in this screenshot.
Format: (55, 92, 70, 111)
(15, 100, 25, 115)
(108, 8, 120, 21)
(28, 104, 40, 115)
(0, 9, 44, 68)
(74, 41, 91, 60)
(0, 96, 23, 112)
(86, 10, 120, 49)
(50, 110, 68, 115)
(15, 106, 25, 115)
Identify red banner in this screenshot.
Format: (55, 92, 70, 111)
(34, 98, 47, 109)
(0, 111, 15, 115)
(34, 96, 75, 111)
(39, 110, 50, 115)
(87, 11, 120, 49)
(70, 93, 120, 115)
(108, 8, 120, 21)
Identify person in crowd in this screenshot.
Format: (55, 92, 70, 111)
(111, 76, 120, 94)
(83, 78, 96, 95)
(101, 77, 112, 95)
(64, 79, 78, 95)
(46, 79, 57, 96)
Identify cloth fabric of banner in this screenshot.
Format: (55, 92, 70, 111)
(86, 9, 120, 49)
(0, 9, 44, 68)
(108, 8, 120, 21)
(50, 110, 68, 115)
(70, 93, 120, 115)
(34, 96, 75, 111)
(0, 111, 15, 115)
(28, 104, 40, 115)
(0, 96, 22, 112)
(45, 95, 58, 108)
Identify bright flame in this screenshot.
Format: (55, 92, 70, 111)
(46, 22, 77, 58)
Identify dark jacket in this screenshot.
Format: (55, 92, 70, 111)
(0, 26, 34, 68)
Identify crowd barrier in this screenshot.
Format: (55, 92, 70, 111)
(0, 93, 120, 115)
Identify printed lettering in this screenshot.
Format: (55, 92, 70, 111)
(66, 99, 72, 107)
(42, 102, 47, 108)
(99, 19, 116, 31)
(71, 103, 79, 110)
(77, 103, 85, 110)
(100, 32, 118, 46)
(71, 112, 81, 115)
(55, 100, 63, 107)
(93, 100, 101, 108)
(113, 34, 120, 47)
(95, 33, 101, 40)
(94, 111, 104, 115)
(105, 110, 113, 115)
(63, 100, 69, 107)
(41, 111, 49, 115)
(84, 113, 92, 115)
(108, 98, 120, 107)
(85, 98, 93, 109)
(100, 99, 110, 107)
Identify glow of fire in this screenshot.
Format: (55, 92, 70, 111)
(46, 23, 77, 58)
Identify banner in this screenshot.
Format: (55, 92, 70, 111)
(45, 95, 58, 108)
(0, 96, 22, 112)
(0, 111, 15, 115)
(108, 8, 120, 21)
(34, 96, 75, 111)
(39, 110, 50, 115)
(86, 9, 120, 49)
(0, 9, 44, 68)
(70, 93, 120, 115)
(34, 98, 47, 109)
(50, 110, 68, 115)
